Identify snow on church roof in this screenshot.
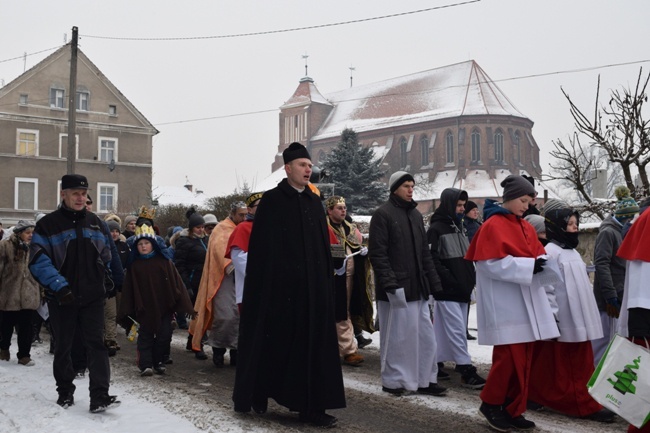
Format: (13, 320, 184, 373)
(312, 60, 528, 141)
(414, 169, 561, 202)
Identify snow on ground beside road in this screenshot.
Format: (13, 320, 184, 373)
(0, 340, 205, 433)
(0, 307, 624, 432)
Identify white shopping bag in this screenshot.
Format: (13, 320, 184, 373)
(587, 334, 650, 428)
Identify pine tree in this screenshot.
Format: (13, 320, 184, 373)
(321, 128, 387, 214)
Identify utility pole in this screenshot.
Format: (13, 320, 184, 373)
(66, 26, 78, 174)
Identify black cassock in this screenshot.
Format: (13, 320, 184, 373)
(233, 178, 346, 413)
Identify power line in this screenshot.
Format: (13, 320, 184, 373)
(80, 0, 481, 41)
(153, 58, 650, 127)
(0, 46, 62, 65)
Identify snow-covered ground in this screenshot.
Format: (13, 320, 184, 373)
(0, 308, 626, 432)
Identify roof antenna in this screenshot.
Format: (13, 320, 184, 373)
(302, 53, 309, 77)
(349, 65, 355, 88)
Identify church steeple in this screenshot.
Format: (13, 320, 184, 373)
(273, 76, 333, 172)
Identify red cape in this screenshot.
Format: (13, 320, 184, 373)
(465, 212, 545, 260)
(225, 220, 253, 258)
(617, 210, 650, 262)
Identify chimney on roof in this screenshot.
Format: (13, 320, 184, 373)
(184, 176, 193, 192)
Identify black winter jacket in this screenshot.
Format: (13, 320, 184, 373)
(174, 233, 207, 296)
(427, 188, 475, 303)
(369, 194, 442, 302)
(593, 215, 626, 311)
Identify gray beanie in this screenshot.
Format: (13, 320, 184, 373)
(389, 171, 415, 193)
(123, 215, 137, 228)
(540, 198, 570, 216)
(107, 220, 121, 232)
(524, 214, 546, 235)
(501, 175, 537, 202)
(14, 220, 35, 234)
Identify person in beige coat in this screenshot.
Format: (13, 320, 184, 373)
(0, 221, 41, 366)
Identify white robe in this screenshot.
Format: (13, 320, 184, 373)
(231, 246, 247, 304)
(618, 260, 650, 337)
(377, 299, 438, 391)
(545, 243, 603, 342)
(475, 256, 560, 346)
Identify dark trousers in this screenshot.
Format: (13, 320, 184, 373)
(48, 298, 110, 401)
(71, 326, 87, 371)
(137, 313, 172, 370)
(0, 309, 33, 358)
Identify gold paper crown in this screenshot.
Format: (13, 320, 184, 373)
(134, 223, 156, 239)
(245, 192, 264, 207)
(137, 205, 156, 220)
(325, 196, 346, 209)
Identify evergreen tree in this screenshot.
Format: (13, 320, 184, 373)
(321, 128, 387, 214)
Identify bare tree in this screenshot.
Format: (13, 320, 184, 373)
(561, 68, 650, 195)
(544, 133, 607, 219)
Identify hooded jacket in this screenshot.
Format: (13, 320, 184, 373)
(593, 215, 626, 310)
(427, 188, 475, 302)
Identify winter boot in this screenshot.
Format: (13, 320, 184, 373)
(229, 349, 238, 366)
(212, 347, 225, 367)
(0, 349, 9, 361)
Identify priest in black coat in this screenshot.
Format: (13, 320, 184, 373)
(233, 142, 345, 428)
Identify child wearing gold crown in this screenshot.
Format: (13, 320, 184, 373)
(119, 224, 196, 376)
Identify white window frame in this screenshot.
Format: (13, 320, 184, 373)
(50, 88, 65, 109)
(19, 94, 28, 105)
(58, 134, 80, 159)
(97, 182, 118, 213)
(56, 180, 62, 206)
(76, 91, 89, 111)
(15, 177, 38, 210)
(108, 105, 117, 116)
(98, 137, 118, 163)
(16, 128, 39, 156)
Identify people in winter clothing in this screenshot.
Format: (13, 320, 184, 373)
(427, 188, 485, 390)
(174, 208, 208, 348)
(326, 196, 367, 367)
(189, 203, 243, 366)
(466, 175, 559, 432)
(369, 171, 446, 397)
(0, 221, 40, 366)
(617, 201, 650, 433)
(119, 224, 195, 376)
(591, 187, 638, 366)
(528, 207, 614, 423)
(29, 174, 119, 413)
(463, 200, 481, 243)
(233, 143, 345, 427)
(104, 217, 130, 356)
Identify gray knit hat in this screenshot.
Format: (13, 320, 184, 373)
(14, 220, 35, 234)
(524, 214, 546, 235)
(501, 175, 537, 202)
(123, 215, 137, 228)
(389, 171, 415, 193)
(107, 220, 121, 232)
(540, 198, 570, 216)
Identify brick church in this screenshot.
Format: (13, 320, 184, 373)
(264, 60, 547, 212)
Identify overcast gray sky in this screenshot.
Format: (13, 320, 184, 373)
(1, 0, 648, 198)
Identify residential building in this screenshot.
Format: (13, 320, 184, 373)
(0, 44, 158, 224)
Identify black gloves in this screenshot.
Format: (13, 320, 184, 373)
(55, 287, 75, 306)
(533, 258, 547, 274)
(605, 297, 621, 318)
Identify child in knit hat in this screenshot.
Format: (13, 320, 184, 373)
(119, 224, 195, 376)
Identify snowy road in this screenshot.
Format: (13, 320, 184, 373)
(0, 317, 630, 432)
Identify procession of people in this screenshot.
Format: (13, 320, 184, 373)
(1, 143, 649, 432)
